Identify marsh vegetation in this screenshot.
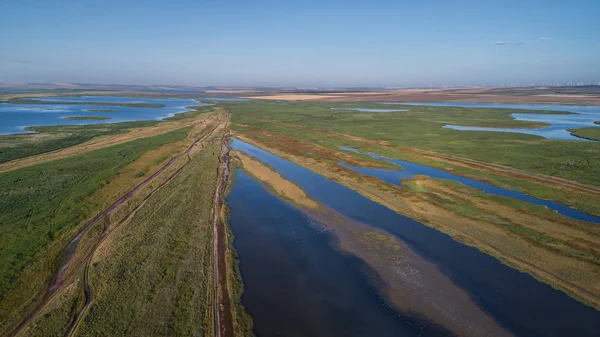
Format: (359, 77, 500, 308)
(2, 96, 599, 336)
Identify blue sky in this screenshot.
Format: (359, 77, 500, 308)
(1, 0, 599, 87)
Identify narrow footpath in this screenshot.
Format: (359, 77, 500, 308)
(212, 120, 234, 337)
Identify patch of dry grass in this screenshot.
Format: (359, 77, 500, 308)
(234, 151, 318, 209)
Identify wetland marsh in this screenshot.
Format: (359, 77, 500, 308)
(2, 95, 600, 337)
(386, 102, 600, 141)
(229, 138, 600, 337)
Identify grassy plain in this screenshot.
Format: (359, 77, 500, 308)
(0, 121, 154, 164)
(221, 100, 600, 215)
(74, 132, 221, 336)
(0, 126, 192, 334)
(0, 105, 214, 167)
(12, 114, 224, 336)
(2, 107, 252, 337)
(222, 100, 599, 184)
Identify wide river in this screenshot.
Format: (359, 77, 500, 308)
(0, 96, 204, 134)
(228, 138, 600, 337)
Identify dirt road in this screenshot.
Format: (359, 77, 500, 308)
(0, 115, 209, 173)
(7, 116, 223, 337)
(212, 118, 234, 337)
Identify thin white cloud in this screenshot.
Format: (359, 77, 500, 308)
(539, 37, 551, 41)
(494, 41, 524, 46)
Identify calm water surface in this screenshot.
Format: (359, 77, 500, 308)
(381, 102, 600, 141)
(230, 138, 600, 337)
(228, 170, 451, 337)
(339, 147, 600, 224)
(200, 97, 250, 101)
(0, 96, 204, 134)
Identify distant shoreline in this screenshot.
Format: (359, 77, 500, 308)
(62, 116, 109, 120)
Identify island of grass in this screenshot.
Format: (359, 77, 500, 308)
(569, 126, 600, 141)
(86, 109, 117, 113)
(62, 116, 110, 121)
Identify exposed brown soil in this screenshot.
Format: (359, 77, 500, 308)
(241, 87, 600, 105)
(324, 92, 600, 105)
(233, 151, 318, 208)
(305, 205, 512, 337)
(242, 94, 344, 100)
(212, 118, 234, 337)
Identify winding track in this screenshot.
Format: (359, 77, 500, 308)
(7, 115, 223, 337)
(212, 116, 234, 337)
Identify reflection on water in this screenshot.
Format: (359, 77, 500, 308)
(227, 170, 451, 337)
(0, 96, 205, 134)
(381, 101, 600, 141)
(339, 147, 600, 224)
(230, 138, 600, 337)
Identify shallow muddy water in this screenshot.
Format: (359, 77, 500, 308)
(227, 170, 451, 337)
(339, 147, 600, 224)
(381, 102, 600, 141)
(229, 138, 600, 337)
(0, 96, 204, 134)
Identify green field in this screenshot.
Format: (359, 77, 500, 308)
(0, 121, 158, 163)
(222, 100, 600, 183)
(73, 134, 220, 336)
(0, 126, 191, 333)
(0, 105, 212, 164)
